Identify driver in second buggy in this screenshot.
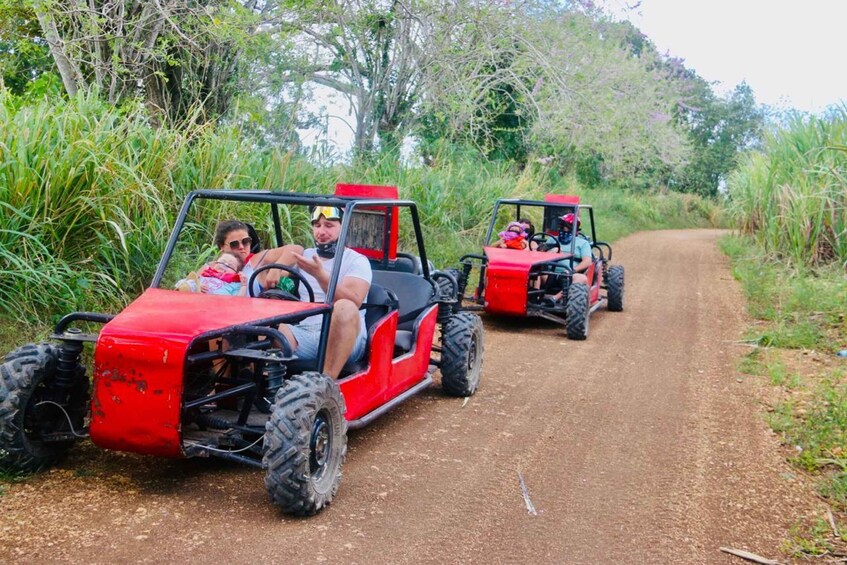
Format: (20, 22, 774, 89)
(545, 213, 592, 304)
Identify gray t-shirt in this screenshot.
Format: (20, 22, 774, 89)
(297, 247, 372, 330)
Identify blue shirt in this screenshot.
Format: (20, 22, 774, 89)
(557, 234, 592, 270)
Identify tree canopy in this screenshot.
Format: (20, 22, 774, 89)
(1, 0, 765, 194)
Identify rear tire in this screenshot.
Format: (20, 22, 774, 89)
(0, 343, 88, 473)
(565, 283, 590, 340)
(263, 372, 347, 516)
(606, 265, 624, 312)
(440, 312, 484, 396)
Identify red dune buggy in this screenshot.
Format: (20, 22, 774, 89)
(0, 184, 483, 516)
(452, 194, 624, 339)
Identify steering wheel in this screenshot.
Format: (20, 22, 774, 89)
(247, 263, 315, 302)
(529, 233, 560, 253)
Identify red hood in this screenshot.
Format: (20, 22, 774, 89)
(90, 288, 328, 457)
(101, 288, 326, 341)
(484, 246, 568, 270)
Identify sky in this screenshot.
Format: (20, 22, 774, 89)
(301, 1, 846, 153)
(602, 0, 847, 113)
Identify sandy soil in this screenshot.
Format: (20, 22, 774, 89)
(0, 229, 827, 564)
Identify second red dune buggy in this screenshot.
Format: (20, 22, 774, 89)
(451, 194, 624, 339)
(0, 184, 484, 516)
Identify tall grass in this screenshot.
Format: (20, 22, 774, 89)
(0, 93, 325, 323)
(728, 108, 847, 267)
(0, 93, 722, 326)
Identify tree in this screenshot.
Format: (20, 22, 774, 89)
(0, 1, 56, 96)
(673, 78, 764, 196)
(271, 0, 447, 155)
(419, 5, 690, 185)
(25, 0, 263, 125)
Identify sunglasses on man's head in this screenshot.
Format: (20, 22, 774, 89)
(310, 206, 342, 224)
(227, 237, 252, 250)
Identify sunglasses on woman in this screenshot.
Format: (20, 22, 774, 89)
(227, 237, 252, 250)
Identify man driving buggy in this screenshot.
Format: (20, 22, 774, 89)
(543, 212, 592, 304)
(276, 206, 372, 379)
(556, 213, 591, 286)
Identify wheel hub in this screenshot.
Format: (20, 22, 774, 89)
(309, 412, 331, 476)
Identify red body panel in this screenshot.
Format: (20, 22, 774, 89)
(588, 263, 601, 304)
(483, 247, 569, 315)
(90, 289, 327, 457)
(339, 312, 398, 419)
(339, 306, 438, 420)
(385, 306, 438, 400)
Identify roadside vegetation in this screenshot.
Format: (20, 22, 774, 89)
(725, 108, 847, 557)
(0, 93, 722, 352)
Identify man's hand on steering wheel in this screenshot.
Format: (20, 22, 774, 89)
(529, 233, 560, 253)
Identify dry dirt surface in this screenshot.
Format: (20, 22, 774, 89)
(0, 229, 829, 564)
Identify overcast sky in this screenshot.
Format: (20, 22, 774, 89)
(602, 0, 846, 113)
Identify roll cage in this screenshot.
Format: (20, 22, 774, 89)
(150, 188, 432, 372)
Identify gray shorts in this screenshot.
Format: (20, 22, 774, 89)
(290, 323, 367, 364)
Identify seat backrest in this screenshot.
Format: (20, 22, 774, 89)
(371, 270, 436, 330)
(362, 283, 397, 329)
(393, 254, 419, 274)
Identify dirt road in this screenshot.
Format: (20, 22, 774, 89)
(0, 229, 825, 564)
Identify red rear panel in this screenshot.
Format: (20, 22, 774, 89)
(335, 183, 399, 261)
(544, 194, 580, 205)
(335, 183, 398, 199)
(91, 289, 326, 457)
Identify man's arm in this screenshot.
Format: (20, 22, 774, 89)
(334, 276, 369, 307)
(295, 252, 370, 306)
(572, 239, 593, 272)
(573, 254, 592, 273)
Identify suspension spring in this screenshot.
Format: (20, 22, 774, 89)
(54, 331, 84, 397)
(264, 351, 286, 397)
(459, 262, 472, 298)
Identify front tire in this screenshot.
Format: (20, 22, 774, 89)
(0, 343, 88, 473)
(565, 283, 590, 340)
(440, 312, 484, 397)
(606, 264, 625, 312)
(263, 372, 347, 516)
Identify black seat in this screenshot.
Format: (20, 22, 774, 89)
(393, 253, 421, 274)
(337, 283, 398, 375)
(361, 283, 398, 329)
(371, 270, 437, 331)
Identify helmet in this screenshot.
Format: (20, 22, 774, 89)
(559, 213, 580, 228)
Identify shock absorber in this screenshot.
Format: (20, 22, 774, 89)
(458, 262, 472, 298)
(52, 331, 84, 401)
(263, 350, 286, 399)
